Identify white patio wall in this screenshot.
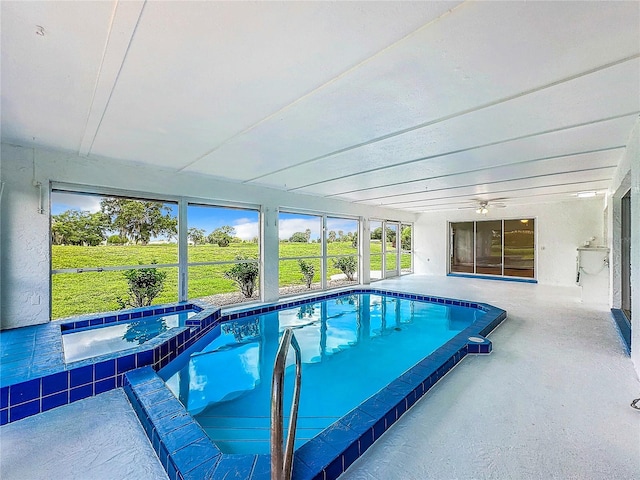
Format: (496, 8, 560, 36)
(413, 198, 606, 288)
(607, 118, 639, 375)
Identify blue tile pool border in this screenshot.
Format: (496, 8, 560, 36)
(0, 301, 220, 425)
(124, 287, 507, 480)
(610, 308, 631, 355)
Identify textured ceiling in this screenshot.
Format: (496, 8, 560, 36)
(2, 1, 639, 212)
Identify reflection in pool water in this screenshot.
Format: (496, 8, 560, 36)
(62, 311, 196, 363)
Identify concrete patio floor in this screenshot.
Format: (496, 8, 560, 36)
(1, 275, 638, 479)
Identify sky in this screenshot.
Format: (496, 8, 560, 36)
(51, 192, 358, 242)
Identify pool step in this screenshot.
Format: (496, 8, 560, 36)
(197, 414, 340, 454)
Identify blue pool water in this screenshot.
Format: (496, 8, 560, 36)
(164, 293, 484, 454)
(62, 310, 197, 363)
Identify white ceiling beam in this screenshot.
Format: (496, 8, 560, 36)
(78, 0, 146, 156)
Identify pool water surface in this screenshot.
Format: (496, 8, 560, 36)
(63, 310, 197, 363)
(164, 293, 484, 454)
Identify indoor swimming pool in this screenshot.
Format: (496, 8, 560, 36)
(163, 292, 485, 453)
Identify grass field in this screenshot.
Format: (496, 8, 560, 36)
(52, 242, 410, 318)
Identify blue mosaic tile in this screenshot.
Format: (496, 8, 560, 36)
(42, 391, 68, 412)
(372, 417, 386, 441)
(249, 455, 270, 480)
(167, 457, 179, 480)
(70, 384, 93, 402)
(296, 437, 336, 472)
(162, 422, 208, 454)
(95, 377, 116, 394)
(42, 371, 68, 395)
(10, 399, 40, 421)
(70, 364, 93, 387)
(210, 454, 256, 479)
(76, 320, 89, 329)
(322, 456, 341, 480)
(357, 427, 374, 454)
(94, 359, 116, 380)
(1, 409, 7, 425)
(148, 398, 184, 421)
(117, 354, 136, 374)
(136, 350, 154, 367)
(172, 438, 220, 476)
(159, 442, 170, 470)
(339, 407, 377, 435)
(154, 412, 194, 438)
(11, 378, 40, 405)
(1, 387, 8, 409)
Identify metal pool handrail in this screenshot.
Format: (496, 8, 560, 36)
(271, 328, 302, 480)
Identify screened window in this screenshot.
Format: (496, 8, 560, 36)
(51, 190, 179, 319)
(370, 220, 383, 281)
(278, 212, 323, 293)
(187, 204, 260, 305)
(400, 223, 413, 275)
(326, 217, 359, 288)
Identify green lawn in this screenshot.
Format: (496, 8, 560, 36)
(51, 242, 410, 319)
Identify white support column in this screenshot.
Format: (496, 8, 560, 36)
(360, 217, 371, 285)
(178, 199, 188, 302)
(261, 205, 280, 303)
(321, 215, 327, 290)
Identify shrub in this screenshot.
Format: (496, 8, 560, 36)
(332, 256, 357, 281)
(107, 234, 127, 245)
(224, 256, 259, 298)
(298, 259, 315, 288)
(117, 261, 167, 308)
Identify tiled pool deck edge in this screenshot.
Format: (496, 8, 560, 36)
(0, 301, 220, 426)
(610, 308, 631, 355)
(124, 288, 507, 480)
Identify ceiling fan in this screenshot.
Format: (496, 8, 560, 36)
(458, 200, 507, 214)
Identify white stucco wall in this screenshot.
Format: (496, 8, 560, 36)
(413, 198, 606, 289)
(0, 143, 416, 329)
(608, 118, 640, 374)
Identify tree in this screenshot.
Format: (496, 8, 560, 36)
(208, 225, 235, 247)
(371, 227, 383, 240)
(117, 262, 167, 308)
(224, 256, 259, 297)
(304, 229, 312, 242)
(338, 230, 344, 242)
(51, 210, 109, 246)
(328, 230, 337, 243)
(289, 232, 308, 243)
(401, 226, 412, 250)
(332, 256, 357, 281)
(298, 260, 315, 288)
(351, 231, 358, 249)
(188, 227, 206, 246)
(386, 227, 397, 246)
(100, 197, 177, 245)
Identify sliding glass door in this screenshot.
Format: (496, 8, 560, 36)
(450, 219, 535, 279)
(450, 222, 474, 273)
